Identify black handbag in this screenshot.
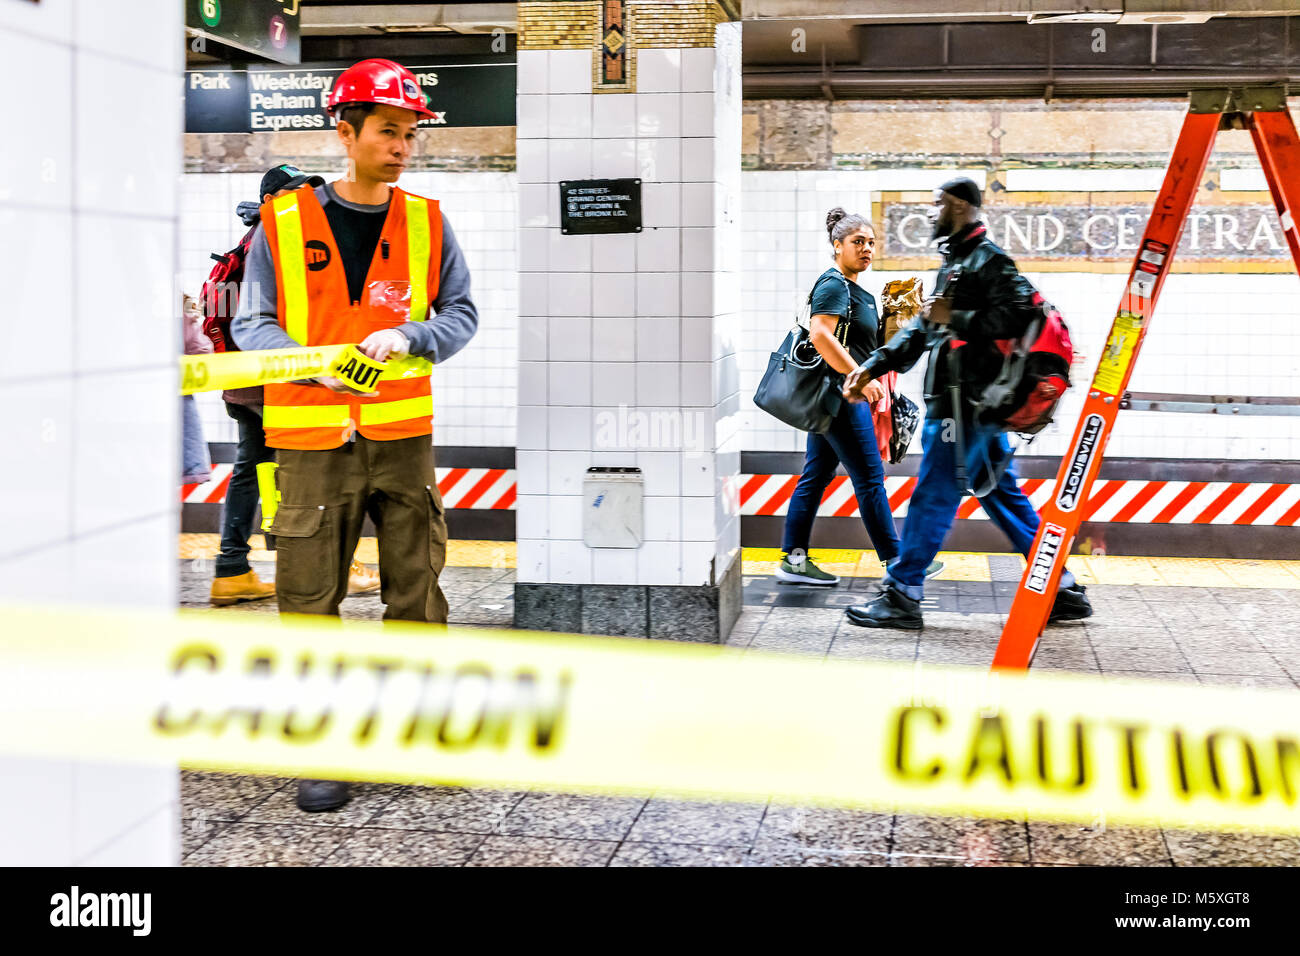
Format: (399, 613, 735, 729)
(754, 277, 854, 435)
(753, 325, 845, 434)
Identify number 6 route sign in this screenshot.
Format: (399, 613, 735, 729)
(186, 0, 301, 66)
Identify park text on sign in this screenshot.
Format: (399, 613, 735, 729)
(560, 180, 643, 235)
(884, 203, 1289, 262)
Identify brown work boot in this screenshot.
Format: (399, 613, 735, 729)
(209, 568, 276, 606)
(348, 559, 381, 595)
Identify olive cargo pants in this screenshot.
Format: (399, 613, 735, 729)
(269, 435, 449, 623)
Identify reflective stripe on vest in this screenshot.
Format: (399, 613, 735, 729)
(272, 193, 309, 345)
(264, 403, 352, 430)
(359, 394, 433, 426)
(405, 194, 431, 323)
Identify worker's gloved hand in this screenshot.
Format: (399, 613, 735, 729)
(314, 375, 379, 398)
(358, 328, 410, 362)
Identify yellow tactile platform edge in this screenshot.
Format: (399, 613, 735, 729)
(179, 535, 1300, 589)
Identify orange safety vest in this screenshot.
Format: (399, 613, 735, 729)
(259, 184, 443, 450)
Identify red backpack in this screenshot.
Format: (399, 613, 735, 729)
(200, 225, 257, 353)
(970, 291, 1074, 436)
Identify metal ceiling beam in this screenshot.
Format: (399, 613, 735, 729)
(301, 3, 517, 34)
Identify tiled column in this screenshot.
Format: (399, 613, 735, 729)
(0, 0, 180, 864)
(514, 1, 742, 641)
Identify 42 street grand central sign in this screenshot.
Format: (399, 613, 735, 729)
(186, 60, 515, 133)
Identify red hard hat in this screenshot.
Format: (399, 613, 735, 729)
(327, 58, 433, 119)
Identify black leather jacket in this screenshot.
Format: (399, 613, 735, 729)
(862, 223, 1042, 420)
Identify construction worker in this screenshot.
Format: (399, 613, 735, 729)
(207, 163, 381, 606)
(231, 59, 479, 812)
(842, 177, 1092, 630)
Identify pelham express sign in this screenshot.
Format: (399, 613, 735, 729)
(186, 61, 515, 133)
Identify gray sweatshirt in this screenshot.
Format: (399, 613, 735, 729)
(231, 183, 478, 363)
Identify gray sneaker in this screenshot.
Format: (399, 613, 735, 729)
(776, 548, 840, 586)
(883, 559, 945, 580)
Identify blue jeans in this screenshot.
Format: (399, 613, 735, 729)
(885, 417, 1073, 600)
(215, 402, 277, 578)
(781, 400, 901, 563)
(181, 395, 211, 484)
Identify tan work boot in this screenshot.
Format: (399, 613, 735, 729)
(210, 569, 276, 606)
(348, 559, 381, 595)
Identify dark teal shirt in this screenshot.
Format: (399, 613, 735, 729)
(809, 268, 879, 364)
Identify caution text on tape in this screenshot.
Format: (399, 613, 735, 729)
(3, 605, 1299, 834)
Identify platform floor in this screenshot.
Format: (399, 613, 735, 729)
(178, 538, 1300, 867)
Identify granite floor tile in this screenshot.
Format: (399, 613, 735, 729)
(1135, 586, 1224, 603)
(497, 792, 647, 840)
(184, 822, 352, 867)
(1163, 829, 1300, 866)
(466, 836, 618, 867)
(322, 829, 485, 866)
(1085, 628, 1180, 649)
(891, 814, 1030, 863)
(825, 639, 918, 662)
(365, 786, 526, 834)
(238, 782, 401, 828)
(610, 843, 750, 867)
(625, 799, 766, 846)
(916, 640, 1000, 666)
(1100, 671, 1200, 685)
(889, 854, 1028, 867)
(181, 818, 228, 859)
(747, 630, 834, 655)
(180, 771, 293, 823)
(1202, 674, 1299, 691)
(1093, 645, 1191, 673)
(1169, 630, 1264, 654)
(747, 847, 888, 867)
(1030, 643, 1100, 673)
(1028, 822, 1172, 866)
(1184, 650, 1291, 678)
(754, 805, 893, 855)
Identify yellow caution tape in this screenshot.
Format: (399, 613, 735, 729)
(3, 604, 1299, 834)
(180, 345, 408, 395)
(255, 462, 279, 532)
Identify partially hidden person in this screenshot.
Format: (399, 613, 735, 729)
(181, 294, 214, 486)
(204, 164, 384, 606)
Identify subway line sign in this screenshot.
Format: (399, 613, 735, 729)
(186, 61, 516, 133)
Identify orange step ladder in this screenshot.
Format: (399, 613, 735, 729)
(993, 87, 1300, 671)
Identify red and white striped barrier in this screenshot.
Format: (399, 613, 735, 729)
(184, 470, 1300, 524)
(183, 467, 518, 510)
(738, 475, 1300, 526)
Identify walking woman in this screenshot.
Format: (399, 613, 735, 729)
(776, 209, 939, 585)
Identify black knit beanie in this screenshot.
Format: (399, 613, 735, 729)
(940, 177, 982, 208)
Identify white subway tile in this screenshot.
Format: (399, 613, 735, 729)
(548, 361, 592, 406)
(636, 317, 680, 362)
(516, 94, 550, 138)
(549, 94, 593, 139)
(592, 317, 637, 361)
(549, 49, 594, 94)
(549, 138, 594, 182)
(636, 362, 681, 405)
(636, 224, 680, 270)
(637, 540, 682, 585)
(681, 137, 715, 183)
(592, 94, 636, 138)
(0, 34, 71, 208)
(593, 272, 636, 317)
(635, 272, 680, 316)
(637, 49, 682, 93)
(681, 48, 716, 93)
(680, 92, 716, 138)
(515, 51, 549, 95)
(636, 138, 681, 182)
(636, 93, 681, 139)
(550, 540, 592, 583)
(548, 272, 592, 316)
(592, 361, 637, 407)
(547, 406, 591, 451)
(591, 548, 638, 585)
(548, 317, 592, 361)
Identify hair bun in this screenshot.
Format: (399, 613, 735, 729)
(825, 207, 847, 237)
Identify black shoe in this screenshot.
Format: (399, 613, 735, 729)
(296, 779, 351, 813)
(846, 586, 923, 630)
(1049, 584, 1093, 624)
